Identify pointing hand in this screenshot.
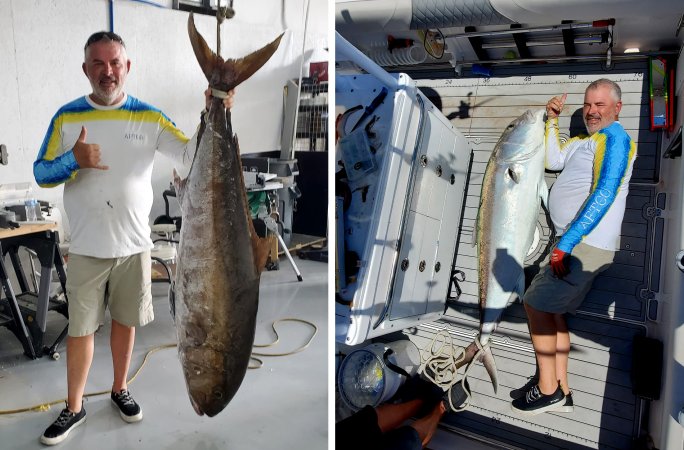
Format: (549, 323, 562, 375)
(73, 126, 109, 170)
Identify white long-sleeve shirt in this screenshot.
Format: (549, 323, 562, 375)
(34, 94, 198, 258)
(545, 118, 637, 252)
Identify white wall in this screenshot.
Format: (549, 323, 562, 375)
(0, 0, 328, 239)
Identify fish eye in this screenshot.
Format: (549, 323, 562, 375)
(213, 390, 223, 399)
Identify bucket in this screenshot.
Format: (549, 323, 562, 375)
(337, 340, 421, 411)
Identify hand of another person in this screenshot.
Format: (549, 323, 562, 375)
(546, 93, 567, 119)
(73, 126, 108, 170)
(204, 87, 235, 110)
(550, 247, 570, 278)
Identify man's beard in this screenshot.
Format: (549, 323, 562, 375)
(584, 115, 602, 135)
(91, 78, 123, 105)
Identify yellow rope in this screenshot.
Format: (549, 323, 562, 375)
(279, 238, 327, 256)
(0, 343, 176, 415)
(0, 318, 317, 415)
(248, 318, 318, 369)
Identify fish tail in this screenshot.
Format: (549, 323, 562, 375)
(455, 340, 479, 370)
(475, 343, 498, 394)
(188, 13, 284, 91)
(457, 339, 499, 394)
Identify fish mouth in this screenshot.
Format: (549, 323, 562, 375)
(188, 390, 228, 417)
(189, 394, 205, 416)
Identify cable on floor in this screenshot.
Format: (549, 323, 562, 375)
(0, 318, 317, 415)
(0, 343, 176, 415)
(249, 317, 318, 369)
(279, 238, 327, 256)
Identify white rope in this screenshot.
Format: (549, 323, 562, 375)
(418, 330, 486, 412)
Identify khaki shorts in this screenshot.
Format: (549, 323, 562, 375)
(523, 242, 615, 314)
(66, 251, 153, 337)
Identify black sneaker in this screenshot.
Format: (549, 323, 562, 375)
(557, 391, 574, 413)
(40, 405, 86, 445)
(111, 389, 143, 423)
(511, 384, 564, 416)
(510, 374, 539, 400)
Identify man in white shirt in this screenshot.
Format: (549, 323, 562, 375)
(35, 31, 233, 445)
(511, 79, 637, 415)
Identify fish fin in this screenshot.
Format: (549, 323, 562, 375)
(538, 178, 548, 207)
(252, 233, 272, 273)
(476, 344, 498, 394)
(507, 166, 520, 184)
(188, 13, 220, 82)
(229, 135, 271, 273)
(172, 169, 187, 204)
(222, 33, 285, 91)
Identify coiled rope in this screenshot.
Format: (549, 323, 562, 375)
(418, 330, 486, 412)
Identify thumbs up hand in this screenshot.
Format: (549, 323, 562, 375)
(546, 93, 567, 120)
(73, 126, 108, 170)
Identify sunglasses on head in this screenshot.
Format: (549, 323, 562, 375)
(84, 31, 126, 50)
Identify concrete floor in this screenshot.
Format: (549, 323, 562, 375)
(0, 257, 328, 450)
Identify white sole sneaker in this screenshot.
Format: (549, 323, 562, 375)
(511, 399, 565, 416)
(112, 399, 143, 423)
(555, 393, 574, 413)
(40, 415, 86, 446)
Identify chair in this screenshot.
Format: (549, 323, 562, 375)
(150, 223, 178, 284)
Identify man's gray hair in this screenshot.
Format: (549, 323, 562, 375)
(586, 78, 622, 102)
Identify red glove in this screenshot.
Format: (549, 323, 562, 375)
(550, 248, 570, 278)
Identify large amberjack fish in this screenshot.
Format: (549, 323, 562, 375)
(171, 13, 283, 417)
(458, 109, 546, 393)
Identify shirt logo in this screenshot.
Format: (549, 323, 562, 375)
(124, 132, 146, 142)
(579, 187, 613, 230)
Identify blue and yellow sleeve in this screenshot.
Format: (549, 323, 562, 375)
(155, 110, 193, 167)
(33, 114, 80, 187)
(557, 122, 636, 253)
(545, 117, 584, 170)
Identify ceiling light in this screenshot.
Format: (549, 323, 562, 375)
(624, 47, 640, 53)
